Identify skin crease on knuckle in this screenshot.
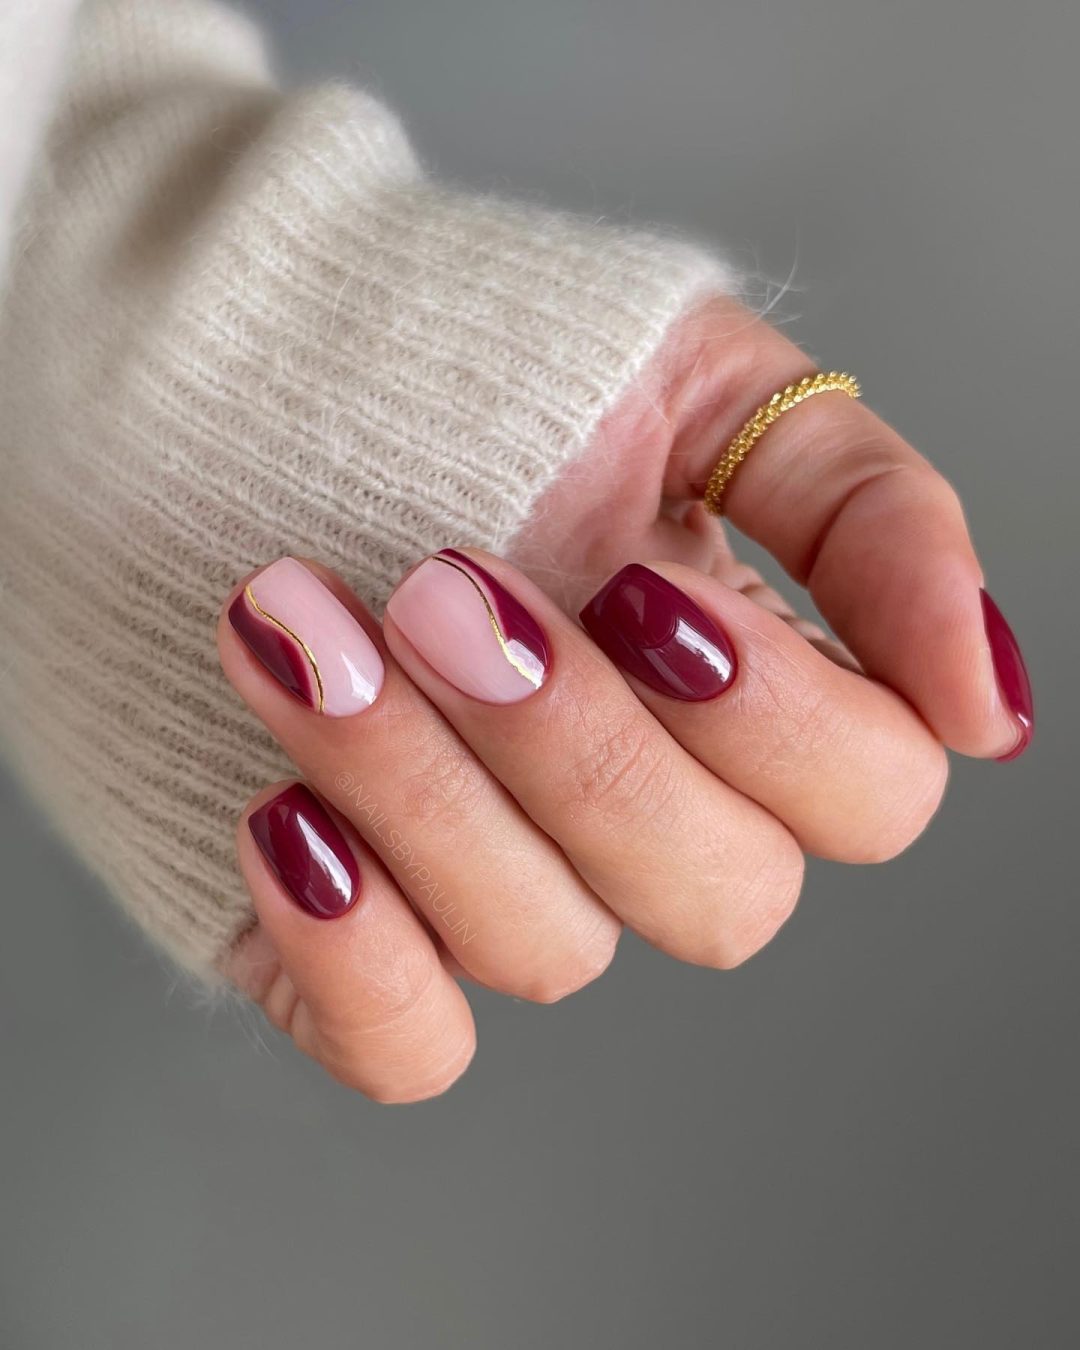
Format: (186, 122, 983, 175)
(724, 633, 839, 784)
(850, 740, 950, 865)
(383, 731, 493, 838)
(364, 717, 619, 1004)
(534, 653, 803, 969)
(331, 937, 446, 1049)
(709, 835, 806, 969)
(652, 831, 804, 971)
(551, 679, 680, 831)
(722, 622, 949, 864)
(805, 705, 950, 864)
(313, 951, 476, 1103)
(326, 1027, 477, 1105)
(520, 907, 621, 1005)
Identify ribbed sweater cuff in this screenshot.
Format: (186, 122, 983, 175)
(163, 83, 736, 598)
(0, 0, 737, 981)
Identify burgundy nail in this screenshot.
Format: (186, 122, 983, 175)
(248, 783, 360, 919)
(980, 589, 1034, 762)
(579, 563, 737, 701)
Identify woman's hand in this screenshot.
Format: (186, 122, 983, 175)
(220, 293, 1032, 1103)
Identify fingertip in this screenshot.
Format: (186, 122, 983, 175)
(360, 1025, 478, 1105)
(916, 582, 1033, 763)
(980, 589, 1035, 763)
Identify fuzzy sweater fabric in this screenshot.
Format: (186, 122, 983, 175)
(0, 0, 734, 982)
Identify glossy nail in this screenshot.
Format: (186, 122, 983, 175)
(248, 783, 360, 919)
(229, 557, 383, 715)
(385, 548, 550, 704)
(579, 563, 737, 701)
(981, 589, 1034, 761)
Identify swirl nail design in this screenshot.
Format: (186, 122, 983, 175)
(229, 557, 384, 716)
(385, 548, 550, 703)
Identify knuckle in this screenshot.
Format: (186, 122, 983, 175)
(316, 946, 441, 1064)
(316, 954, 476, 1103)
(394, 738, 488, 834)
(698, 837, 805, 970)
(925, 468, 967, 523)
(357, 1032, 477, 1106)
(560, 704, 675, 828)
(517, 913, 621, 1004)
(739, 674, 844, 788)
(360, 946, 445, 1036)
(845, 741, 950, 863)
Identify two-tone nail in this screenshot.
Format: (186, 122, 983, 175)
(385, 548, 551, 703)
(229, 557, 384, 716)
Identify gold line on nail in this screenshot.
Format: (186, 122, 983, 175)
(431, 556, 540, 686)
(244, 584, 326, 712)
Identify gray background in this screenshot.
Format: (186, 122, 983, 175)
(2, 0, 1077, 1346)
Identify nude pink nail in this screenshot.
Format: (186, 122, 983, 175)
(229, 557, 383, 716)
(385, 548, 550, 704)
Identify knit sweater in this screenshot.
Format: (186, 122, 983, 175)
(0, 0, 733, 982)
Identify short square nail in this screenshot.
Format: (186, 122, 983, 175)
(229, 557, 383, 716)
(579, 563, 737, 701)
(385, 548, 550, 704)
(980, 589, 1034, 761)
(248, 783, 361, 919)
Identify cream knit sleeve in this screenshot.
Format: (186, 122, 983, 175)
(0, 0, 735, 981)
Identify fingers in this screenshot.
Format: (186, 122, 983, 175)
(579, 561, 949, 863)
(228, 781, 476, 1104)
(384, 549, 804, 969)
(218, 558, 620, 1005)
(662, 294, 1033, 761)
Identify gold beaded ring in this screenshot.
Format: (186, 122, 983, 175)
(703, 371, 862, 515)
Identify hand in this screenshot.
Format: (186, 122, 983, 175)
(220, 293, 1032, 1103)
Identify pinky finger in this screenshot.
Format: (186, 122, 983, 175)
(226, 780, 476, 1104)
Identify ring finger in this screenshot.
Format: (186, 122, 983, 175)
(578, 559, 949, 862)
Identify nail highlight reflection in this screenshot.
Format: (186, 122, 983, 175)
(386, 548, 550, 704)
(579, 563, 737, 701)
(229, 558, 383, 716)
(248, 783, 360, 919)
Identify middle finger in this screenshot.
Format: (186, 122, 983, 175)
(385, 548, 805, 969)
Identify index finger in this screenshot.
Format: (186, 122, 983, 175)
(662, 296, 1033, 761)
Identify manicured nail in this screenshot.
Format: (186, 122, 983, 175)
(385, 548, 549, 703)
(248, 783, 360, 919)
(980, 589, 1034, 761)
(579, 563, 737, 701)
(229, 557, 383, 715)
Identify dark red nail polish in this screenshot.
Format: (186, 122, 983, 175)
(229, 589, 319, 709)
(980, 589, 1034, 762)
(579, 563, 737, 701)
(248, 783, 360, 918)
